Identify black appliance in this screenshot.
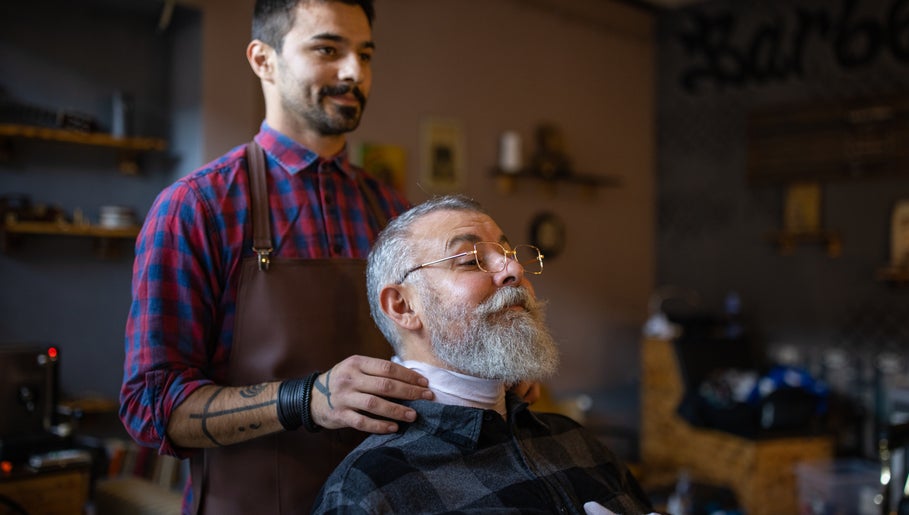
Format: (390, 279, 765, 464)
(0, 344, 63, 462)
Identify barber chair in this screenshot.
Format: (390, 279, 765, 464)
(641, 336, 835, 515)
(879, 421, 909, 515)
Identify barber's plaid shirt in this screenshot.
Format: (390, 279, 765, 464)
(120, 122, 409, 460)
(313, 395, 654, 514)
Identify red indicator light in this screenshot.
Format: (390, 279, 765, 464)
(47, 347, 58, 360)
(1, 461, 12, 475)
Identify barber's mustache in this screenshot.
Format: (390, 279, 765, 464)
(477, 287, 538, 316)
(320, 83, 366, 105)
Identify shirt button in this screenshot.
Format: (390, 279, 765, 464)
(333, 244, 343, 254)
(324, 195, 334, 206)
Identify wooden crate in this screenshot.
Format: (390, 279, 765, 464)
(641, 337, 835, 515)
(0, 465, 91, 515)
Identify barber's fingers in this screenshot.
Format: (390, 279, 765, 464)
(331, 355, 433, 402)
(320, 392, 423, 434)
(309, 355, 433, 433)
(343, 355, 431, 392)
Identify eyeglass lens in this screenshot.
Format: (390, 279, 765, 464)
(475, 242, 542, 274)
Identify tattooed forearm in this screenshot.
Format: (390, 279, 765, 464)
(315, 369, 333, 409)
(199, 386, 226, 446)
(189, 386, 278, 446)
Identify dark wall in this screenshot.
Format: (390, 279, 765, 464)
(0, 1, 200, 399)
(656, 0, 909, 437)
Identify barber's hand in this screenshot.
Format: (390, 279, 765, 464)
(309, 355, 433, 434)
(509, 381, 542, 404)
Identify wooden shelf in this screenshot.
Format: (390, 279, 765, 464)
(877, 265, 909, 284)
(1, 217, 140, 258)
(0, 123, 167, 173)
(0, 123, 166, 152)
(747, 94, 909, 184)
(3, 219, 141, 238)
(764, 230, 842, 257)
(491, 168, 622, 197)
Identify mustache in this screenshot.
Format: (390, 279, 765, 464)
(320, 83, 366, 105)
(476, 286, 538, 316)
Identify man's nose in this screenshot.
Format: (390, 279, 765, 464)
(495, 255, 525, 286)
(338, 54, 366, 83)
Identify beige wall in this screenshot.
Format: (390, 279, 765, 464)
(182, 0, 262, 159)
(191, 0, 654, 399)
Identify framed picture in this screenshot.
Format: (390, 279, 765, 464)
(529, 211, 566, 260)
(783, 181, 822, 233)
(420, 118, 465, 193)
(357, 143, 407, 194)
(892, 199, 909, 267)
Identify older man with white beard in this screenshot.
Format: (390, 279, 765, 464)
(312, 195, 656, 515)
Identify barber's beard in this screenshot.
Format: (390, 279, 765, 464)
(310, 83, 366, 135)
(420, 285, 560, 384)
(282, 83, 366, 136)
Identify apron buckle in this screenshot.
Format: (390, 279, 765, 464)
(254, 247, 273, 271)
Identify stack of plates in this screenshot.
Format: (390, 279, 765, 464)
(99, 205, 136, 228)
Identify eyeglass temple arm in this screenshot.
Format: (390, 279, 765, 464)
(417, 250, 475, 269)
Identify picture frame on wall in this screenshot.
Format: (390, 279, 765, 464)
(783, 181, 822, 234)
(420, 118, 465, 193)
(357, 143, 407, 194)
(529, 211, 566, 260)
(891, 199, 909, 267)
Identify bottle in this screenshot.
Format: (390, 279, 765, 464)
(723, 290, 744, 340)
(667, 469, 693, 515)
(498, 131, 522, 173)
(111, 90, 132, 138)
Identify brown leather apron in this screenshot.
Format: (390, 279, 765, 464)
(190, 142, 391, 514)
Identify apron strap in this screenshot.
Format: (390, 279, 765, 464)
(246, 141, 273, 271)
(245, 140, 393, 270)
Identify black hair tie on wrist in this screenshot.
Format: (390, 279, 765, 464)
(276, 371, 322, 432)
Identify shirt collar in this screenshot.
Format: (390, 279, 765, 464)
(252, 121, 358, 179)
(400, 393, 543, 450)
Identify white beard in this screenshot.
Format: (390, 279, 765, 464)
(420, 284, 560, 384)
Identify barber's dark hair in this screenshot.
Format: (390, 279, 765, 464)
(367, 195, 488, 352)
(252, 0, 376, 52)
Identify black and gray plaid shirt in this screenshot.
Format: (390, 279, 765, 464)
(312, 394, 654, 514)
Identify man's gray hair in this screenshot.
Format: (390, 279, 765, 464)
(366, 195, 488, 352)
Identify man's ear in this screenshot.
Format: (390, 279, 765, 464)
(379, 285, 422, 331)
(246, 39, 275, 80)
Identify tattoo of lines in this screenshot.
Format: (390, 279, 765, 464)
(190, 387, 277, 446)
(315, 369, 333, 409)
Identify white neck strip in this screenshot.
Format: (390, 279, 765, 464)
(393, 357, 506, 417)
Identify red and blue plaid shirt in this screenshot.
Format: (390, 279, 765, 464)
(120, 122, 410, 458)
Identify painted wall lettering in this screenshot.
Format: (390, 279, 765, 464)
(678, 0, 909, 93)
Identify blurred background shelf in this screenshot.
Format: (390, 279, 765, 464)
(1, 217, 140, 259)
(0, 123, 166, 152)
(2, 219, 140, 239)
(0, 123, 167, 174)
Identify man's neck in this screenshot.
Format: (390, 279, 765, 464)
(266, 116, 347, 158)
(393, 357, 507, 417)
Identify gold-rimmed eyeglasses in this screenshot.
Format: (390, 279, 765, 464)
(398, 241, 544, 283)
